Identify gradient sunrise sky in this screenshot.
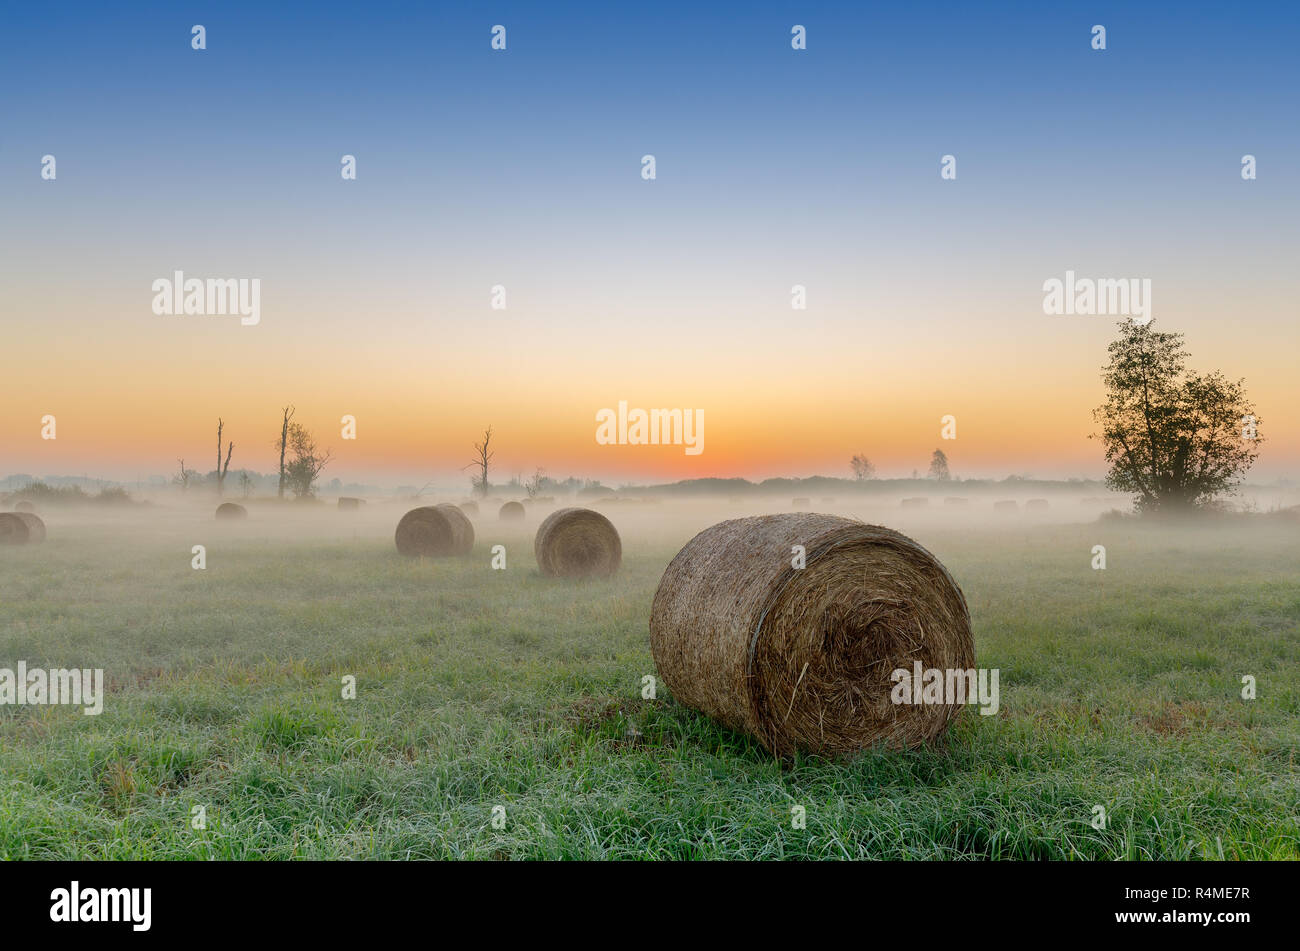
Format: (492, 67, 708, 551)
(2, 0, 1297, 487)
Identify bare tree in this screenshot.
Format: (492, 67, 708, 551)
(849, 454, 875, 480)
(928, 449, 951, 481)
(524, 466, 545, 499)
(464, 426, 494, 497)
(173, 458, 193, 492)
(215, 418, 234, 496)
(238, 470, 253, 498)
(275, 405, 295, 499)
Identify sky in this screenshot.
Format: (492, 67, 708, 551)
(2, 0, 1297, 488)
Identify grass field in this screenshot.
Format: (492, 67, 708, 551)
(1, 502, 1297, 859)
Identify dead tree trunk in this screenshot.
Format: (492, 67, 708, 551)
(277, 405, 295, 499)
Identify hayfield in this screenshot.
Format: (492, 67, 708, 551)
(1, 500, 1297, 859)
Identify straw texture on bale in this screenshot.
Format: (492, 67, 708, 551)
(394, 504, 475, 557)
(215, 502, 247, 520)
(458, 501, 480, 517)
(0, 512, 45, 545)
(337, 497, 365, 510)
(15, 500, 35, 513)
(499, 500, 525, 521)
(649, 514, 973, 758)
(534, 507, 621, 578)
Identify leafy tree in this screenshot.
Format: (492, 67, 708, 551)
(1092, 320, 1260, 513)
(283, 423, 332, 498)
(928, 449, 951, 481)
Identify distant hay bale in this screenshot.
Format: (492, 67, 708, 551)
(993, 500, 1018, 513)
(0, 512, 45, 545)
(337, 497, 365, 510)
(394, 504, 474, 557)
(792, 498, 811, 509)
(215, 502, 248, 521)
(1025, 499, 1050, 512)
(534, 507, 621, 578)
(649, 514, 973, 757)
(458, 501, 480, 518)
(901, 497, 929, 509)
(14, 500, 35, 513)
(820, 497, 836, 503)
(943, 497, 969, 506)
(499, 500, 525, 521)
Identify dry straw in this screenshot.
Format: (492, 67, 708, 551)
(499, 500, 525, 521)
(0, 512, 45, 545)
(534, 507, 621, 578)
(215, 502, 247, 520)
(649, 513, 973, 758)
(395, 504, 475, 557)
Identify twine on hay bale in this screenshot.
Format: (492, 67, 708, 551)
(215, 502, 247, 520)
(337, 497, 365, 510)
(0, 512, 45, 545)
(394, 504, 475, 557)
(499, 500, 525, 521)
(533, 507, 621, 578)
(649, 513, 973, 758)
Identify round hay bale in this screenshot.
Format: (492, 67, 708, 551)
(943, 497, 969, 507)
(14, 500, 36, 513)
(394, 504, 475, 557)
(215, 502, 247, 520)
(649, 514, 973, 757)
(337, 497, 365, 510)
(15, 512, 45, 543)
(458, 501, 480, 518)
(792, 497, 811, 509)
(0, 512, 45, 545)
(900, 497, 929, 509)
(499, 500, 525, 521)
(993, 500, 1018, 513)
(1025, 498, 1049, 511)
(534, 507, 621, 578)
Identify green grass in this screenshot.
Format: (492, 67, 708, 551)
(1, 508, 1297, 859)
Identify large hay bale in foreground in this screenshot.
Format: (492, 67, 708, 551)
(499, 500, 525, 521)
(0, 512, 45, 545)
(337, 497, 365, 510)
(215, 502, 247, 520)
(14, 500, 35, 513)
(395, 504, 475, 557)
(534, 507, 621, 578)
(649, 514, 973, 757)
